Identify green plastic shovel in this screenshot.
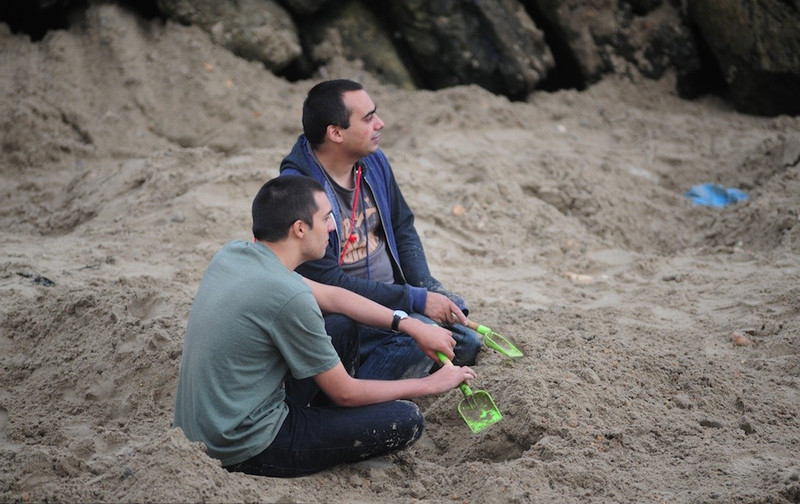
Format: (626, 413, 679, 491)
(437, 352, 502, 433)
(464, 319, 524, 358)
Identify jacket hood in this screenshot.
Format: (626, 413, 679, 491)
(280, 135, 318, 179)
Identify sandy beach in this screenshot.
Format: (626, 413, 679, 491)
(1, 5, 799, 503)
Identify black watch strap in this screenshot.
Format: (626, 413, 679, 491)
(391, 310, 408, 332)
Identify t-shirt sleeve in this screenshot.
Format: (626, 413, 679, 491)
(270, 290, 340, 380)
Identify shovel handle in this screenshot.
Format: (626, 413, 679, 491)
(437, 352, 473, 397)
(463, 318, 492, 337)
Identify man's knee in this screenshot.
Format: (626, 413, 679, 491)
(452, 326, 482, 366)
(395, 400, 425, 447)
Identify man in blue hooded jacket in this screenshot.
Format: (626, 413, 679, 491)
(280, 79, 481, 380)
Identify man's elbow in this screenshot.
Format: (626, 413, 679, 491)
(324, 380, 364, 407)
(328, 392, 362, 407)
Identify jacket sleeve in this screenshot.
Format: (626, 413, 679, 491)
(385, 168, 470, 315)
(294, 239, 425, 313)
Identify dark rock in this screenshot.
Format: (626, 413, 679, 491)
(156, 0, 301, 71)
(300, 0, 417, 90)
(687, 0, 800, 116)
(530, 0, 617, 84)
(529, 0, 702, 92)
(385, 0, 554, 99)
(622, 0, 663, 17)
(282, 0, 335, 16)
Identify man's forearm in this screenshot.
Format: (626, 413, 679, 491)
(305, 277, 457, 362)
(297, 252, 414, 311)
(306, 278, 396, 329)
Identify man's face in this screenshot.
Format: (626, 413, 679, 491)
(339, 89, 384, 157)
(304, 191, 335, 260)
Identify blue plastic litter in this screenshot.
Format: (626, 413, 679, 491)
(684, 183, 749, 207)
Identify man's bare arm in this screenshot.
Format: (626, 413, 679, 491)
(313, 361, 475, 407)
(303, 277, 456, 361)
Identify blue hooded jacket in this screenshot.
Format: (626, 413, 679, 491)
(279, 135, 468, 315)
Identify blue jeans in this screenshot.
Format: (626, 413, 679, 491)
(357, 313, 482, 380)
(228, 314, 425, 477)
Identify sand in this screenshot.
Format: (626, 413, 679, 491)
(2, 4, 799, 503)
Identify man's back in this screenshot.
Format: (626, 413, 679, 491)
(173, 240, 338, 466)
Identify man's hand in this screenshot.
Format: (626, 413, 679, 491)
(424, 291, 467, 326)
(401, 317, 457, 362)
(425, 363, 477, 394)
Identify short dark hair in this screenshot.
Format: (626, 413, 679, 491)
(302, 79, 364, 147)
(252, 175, 325, 242)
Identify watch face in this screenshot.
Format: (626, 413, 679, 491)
(394, 310, 408, 318)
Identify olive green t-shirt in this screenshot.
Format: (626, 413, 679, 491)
(173, 240, 340, 466)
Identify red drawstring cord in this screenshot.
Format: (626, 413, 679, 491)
(339, 163, 362, 265)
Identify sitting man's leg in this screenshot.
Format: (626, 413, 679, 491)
(357, 313, 482, 380)
(226, 398, 424, 478)
(285, 313, 359, 406)
(448, 321, 482, 367)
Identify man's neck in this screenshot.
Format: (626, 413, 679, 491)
(259, 240, 301, 271)
(313, 148, 357, 190)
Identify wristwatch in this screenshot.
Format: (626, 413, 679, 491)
(391, 310, 409, 332)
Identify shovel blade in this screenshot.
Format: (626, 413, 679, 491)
(458, 390, 503, 433)
(475, 325, 523, 358)
(484, 330, 524, 358)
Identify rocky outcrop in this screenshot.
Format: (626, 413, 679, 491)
(155, 0, 301, 72)
(383, 0, 554, 99)
(526, 0, 705, 96)
(299, 0, 417, 90)
(686, 0, 800, 116)
(2, 0, 799, 116)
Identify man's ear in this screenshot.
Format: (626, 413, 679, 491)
(290, 219, 305, 238)
(327, 124, 344, 144)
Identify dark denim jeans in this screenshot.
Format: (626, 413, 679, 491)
(226, 396, 423, 478)
(283, 314, 360, 407)
(227, 314, 425, 478)
(357, 313, 482, 380)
